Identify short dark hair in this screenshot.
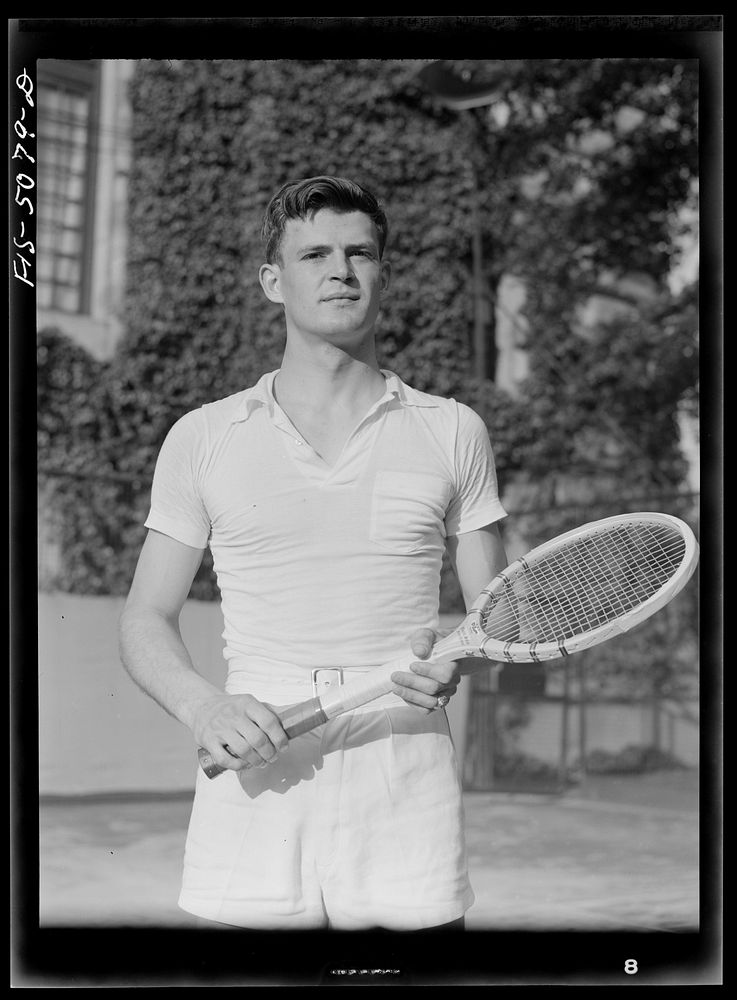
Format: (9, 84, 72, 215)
(261, 175, 389, 264)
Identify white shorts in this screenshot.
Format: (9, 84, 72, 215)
(178, 664, 474, 930)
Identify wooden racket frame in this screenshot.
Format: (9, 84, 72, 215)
(198, 512, 698, 778)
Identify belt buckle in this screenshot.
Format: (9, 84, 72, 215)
(311, 668, 344, 697)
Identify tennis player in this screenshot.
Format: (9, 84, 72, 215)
(119, 176, 508, 931)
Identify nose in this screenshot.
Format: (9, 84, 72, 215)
(331, 252, 355, 281)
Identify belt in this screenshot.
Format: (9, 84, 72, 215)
(311, 667, 345, 697)
(225, 661, 372, 699)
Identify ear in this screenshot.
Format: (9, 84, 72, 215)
(258, 262, 284, 304)
(379, 258, 392, 292)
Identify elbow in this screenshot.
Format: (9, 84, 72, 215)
(118, 600, 142, 645)
(118, 601, 179, 659)
(118, 603, 139, 671)
(118, 602, 160, 667)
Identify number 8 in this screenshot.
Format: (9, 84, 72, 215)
(624, 959, 638, 975)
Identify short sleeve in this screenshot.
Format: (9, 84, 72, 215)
(144, 411, 211, 549)
(444, 402, 507, 536)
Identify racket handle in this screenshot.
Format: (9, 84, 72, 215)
(280, 697, 329, 738)
(197, 747, 224, 779)
(196, 698, 340, 779)
(197, 658, 408, 779)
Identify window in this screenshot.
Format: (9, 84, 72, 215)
(37, 60, 100, 314)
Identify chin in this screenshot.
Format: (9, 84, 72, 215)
(315, 321, 371, 343)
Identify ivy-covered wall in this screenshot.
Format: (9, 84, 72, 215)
(38, 58, 699, 607)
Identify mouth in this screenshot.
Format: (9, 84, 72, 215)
(322, 294, 360, 302)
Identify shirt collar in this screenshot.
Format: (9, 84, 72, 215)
(230, 370, 278, 423)
(230, 368, 438, 423)
(379, 370, 440, 408)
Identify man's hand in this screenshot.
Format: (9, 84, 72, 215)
(193, 693, 290, 772)
(389, 627, 460, 714)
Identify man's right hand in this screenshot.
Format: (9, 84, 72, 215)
(193, 694, 290, 772)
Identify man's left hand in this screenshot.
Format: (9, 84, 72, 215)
(390, 628, 460, 714)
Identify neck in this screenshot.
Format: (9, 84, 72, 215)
(276, 339, 385, 409)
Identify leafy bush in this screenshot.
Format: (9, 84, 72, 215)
(493, 751, 562, 787)
(37, 58, 699, 617)
(584, 744, 685, 774)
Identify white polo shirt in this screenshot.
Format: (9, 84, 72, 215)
(145, 369, 506, 672)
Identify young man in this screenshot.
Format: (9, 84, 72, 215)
(119, 176, 508, 931)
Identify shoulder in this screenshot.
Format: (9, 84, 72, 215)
(389, 373, 485, 434)
(455, 400, 489, 437)
(169, 381, 265, 436)
(387, 372, 456, 417)
(199, 387, 255, 425)
(158, 384, 264, 465)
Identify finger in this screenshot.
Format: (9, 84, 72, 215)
(397, 687, 458, 713)
(202, 742, 253, 773)
(408, 659, 460, 686)
(227, 742, 265, 770)
(390, 681, 439, 713)
(390, 670, 458, 711)
(210, 716, 282, 767)
(215, 695, 290, 753)
(232, 720, 283, 765)
(205, 738, 265, 771)
(245, 701, 291, 752)
(409, 628, 436, 660)
(391, 669, 451, 699)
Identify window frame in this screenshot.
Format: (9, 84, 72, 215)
(36, 59, 101, 316)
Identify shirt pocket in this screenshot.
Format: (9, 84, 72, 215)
(369, 471, 451, 554)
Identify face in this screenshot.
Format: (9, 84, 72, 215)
(258, 209, 391, 348)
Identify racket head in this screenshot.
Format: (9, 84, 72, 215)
(468, 512, 699, 663)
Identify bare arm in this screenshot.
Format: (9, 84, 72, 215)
(447, 521, 508, 615)
(391, 522, 509, 707)
(119, 529, 288, 772)
(119, 529, 213, 726)
(446, 521, 508, 674)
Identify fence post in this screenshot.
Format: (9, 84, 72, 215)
(559, 658, 571, 788)
(463, 666, 498, 791)
(577, 656, 587, 789)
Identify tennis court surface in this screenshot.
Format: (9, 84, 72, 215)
(23, 767, 722, 985)
(38, 768, 700, 931)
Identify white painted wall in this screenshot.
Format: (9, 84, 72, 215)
(37, 594, 696, 796)
(37, 595, 471, 796)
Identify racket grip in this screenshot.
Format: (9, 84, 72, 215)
(198, 658, 407, 779)
(280, 697, 329, 738)
(196, 699, 331, 779)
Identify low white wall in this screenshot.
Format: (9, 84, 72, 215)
(37, 594, 696, 795)
(511, 699, 699, 767)
(38, 593, 228, 795)
(37, 595, 470, 796)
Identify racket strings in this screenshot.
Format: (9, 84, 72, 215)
(479, 522, 687, 644)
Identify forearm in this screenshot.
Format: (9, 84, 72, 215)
(118, 605, 222, 733)
(448, 522, 509, 675)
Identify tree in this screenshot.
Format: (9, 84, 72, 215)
(412, 59, 700, 569)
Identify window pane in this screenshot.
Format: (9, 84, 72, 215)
(56, 256, 81, 285)
(66, 174, 84, 202)
(37, 279, 53, 309)
(56, 286, 81, 312)
(37, 71, 95, 315)
(60, 227, 83, 256)
(62, 199, 84, 228)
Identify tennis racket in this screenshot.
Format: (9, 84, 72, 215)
(198, 511, 698, 778)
